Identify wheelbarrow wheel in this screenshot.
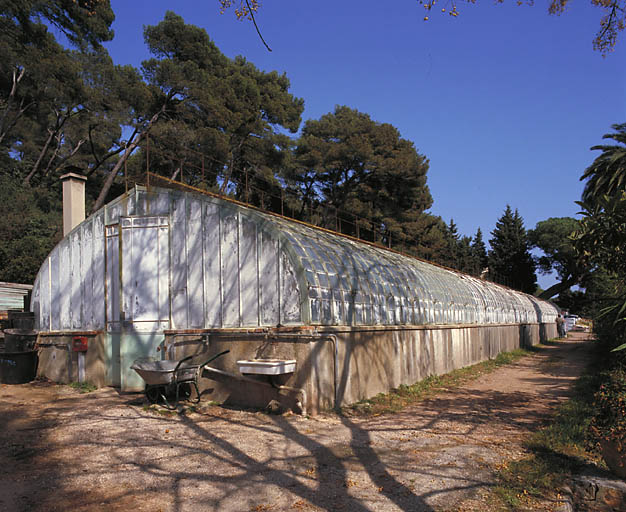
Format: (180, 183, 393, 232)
(145, 385, 161, 404)
(176, 383, 192, 400)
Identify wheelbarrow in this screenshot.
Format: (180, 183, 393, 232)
(131, 350, 230, 409)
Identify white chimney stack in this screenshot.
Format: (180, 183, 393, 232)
(60, 172, 87, 237)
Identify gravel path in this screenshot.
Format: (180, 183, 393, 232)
(0, 332, 592, 512)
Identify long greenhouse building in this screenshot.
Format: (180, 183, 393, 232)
(31, 183, 558, 413)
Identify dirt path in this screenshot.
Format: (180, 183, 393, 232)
(0, 332, 592, 512)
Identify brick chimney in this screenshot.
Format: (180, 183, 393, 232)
(60, 172, 87, 237)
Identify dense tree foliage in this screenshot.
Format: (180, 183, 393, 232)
(1, 0, 144, 200)
(471, 228, 489, 274)
(575, 193, 626, 279)
(442, 219, 460, 269)
(95, 12, 305, 212)
(529, 217, 589, 299)
(555, 270, 619, 318)
(574, 124, 626, 347)
(0, 0, 115, 148)
(287, 106, 432, 249)
(575, 197, 626, 346)
(410, 213, 451, 264)
(577, 127, 626, 312)
(0, 172, 62, 283)
(0, 0, 115, 50)
(488, 205, 537, 293)
(449, 227, 489, 277)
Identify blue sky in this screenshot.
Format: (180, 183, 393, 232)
(104, 1, 626, 286)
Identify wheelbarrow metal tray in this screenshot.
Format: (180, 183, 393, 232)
(130, 359, 180, 386)
(130, 350, 230, 409)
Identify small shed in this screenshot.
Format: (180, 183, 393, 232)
(0, 282, 32, 317)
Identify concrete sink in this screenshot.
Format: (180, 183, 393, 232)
(236, 359, 296, 375)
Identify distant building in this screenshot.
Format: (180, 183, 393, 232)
(0, 282, 32, 319)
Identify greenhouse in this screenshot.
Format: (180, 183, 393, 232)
(31, 184, 559, 413)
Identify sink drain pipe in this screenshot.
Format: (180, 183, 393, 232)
(269, 333, 338, 411)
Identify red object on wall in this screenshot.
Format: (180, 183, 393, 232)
(72, 336, 88, 352)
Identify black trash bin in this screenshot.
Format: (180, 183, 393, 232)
(7, 311, 35, 330)
(3, 329, 37, 352)
(0, 350, 38, 384)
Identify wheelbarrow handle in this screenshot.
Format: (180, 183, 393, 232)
(173, 355, 194, 372)
(200, 349, 230, 367)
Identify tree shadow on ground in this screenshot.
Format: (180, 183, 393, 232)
(0, 335, 593, 511)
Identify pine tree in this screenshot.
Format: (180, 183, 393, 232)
(288, 105, 432, 246)
(488, 206, 537, 293)
(411, 214, 450, 264)
(437, 218, 460, 269)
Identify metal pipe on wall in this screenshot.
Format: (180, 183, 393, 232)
(264, 332, 338, 410)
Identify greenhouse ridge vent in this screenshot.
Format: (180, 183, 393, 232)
(31, 185, 559, 413)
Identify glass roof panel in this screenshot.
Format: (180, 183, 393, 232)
(248, 206, 559, 326)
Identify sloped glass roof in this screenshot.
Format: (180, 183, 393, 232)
(260, 208, 558, 326)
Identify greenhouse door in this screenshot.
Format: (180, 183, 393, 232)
(105, 216, 171, 389)
(105, 216, 171, 332)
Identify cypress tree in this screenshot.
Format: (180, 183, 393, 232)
(457, 235, 474, 274)
(439, 218, 460, 269)
(471, 227, 488, 276)
(488, 206, 537, 293)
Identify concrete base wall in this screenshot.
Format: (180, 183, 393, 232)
(35, 322, 557, 413)
(36, 332, 108, 387)
(165, 322, 556, 414)
(311, 322, 552, 413)
(163, 333, 313, 413)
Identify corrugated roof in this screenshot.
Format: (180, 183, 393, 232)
(0, 282, 32, 311)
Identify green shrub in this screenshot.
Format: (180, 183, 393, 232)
(589, 365, 626, 448)
(68, 381, 97, 393)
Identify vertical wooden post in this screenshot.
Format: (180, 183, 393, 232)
(245, 169, 249, 204)
(124, 147, 128, 193)
(146, 134, 150, 188)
